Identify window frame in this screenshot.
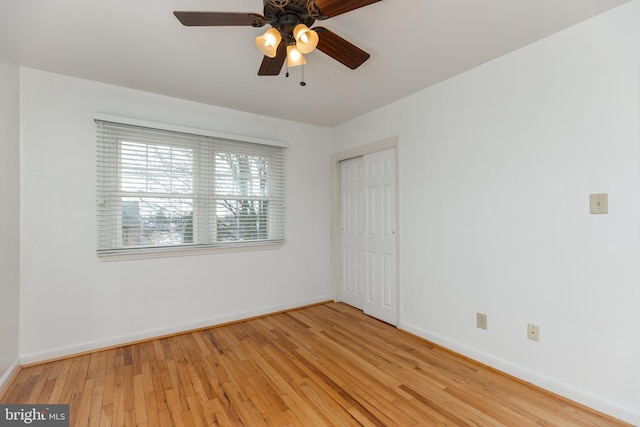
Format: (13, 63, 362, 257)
(95, 114, 287, 260)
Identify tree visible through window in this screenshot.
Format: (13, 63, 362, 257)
(96, 120, 285, 255)
(119, 141, 194, 247)
(215, 152, 270, 242)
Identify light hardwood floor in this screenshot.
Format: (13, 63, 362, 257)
(1, 302, 629, 426)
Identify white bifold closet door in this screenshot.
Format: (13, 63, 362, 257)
(340, 148, 397, 325)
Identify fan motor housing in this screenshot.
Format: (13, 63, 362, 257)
(263, 0, 316, 36)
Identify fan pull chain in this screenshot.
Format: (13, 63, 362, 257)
(300, 64, 306, 86)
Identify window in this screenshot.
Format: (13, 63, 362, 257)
(96, 118, 285, 257)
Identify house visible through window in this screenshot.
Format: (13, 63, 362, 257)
(96, 118, 285, 256)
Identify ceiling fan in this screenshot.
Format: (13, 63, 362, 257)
(173, 0, 382, 77)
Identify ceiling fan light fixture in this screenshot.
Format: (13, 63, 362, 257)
(175, 0, 377, 77)
(255, 27, 282, 58)
(286, 45, 307, 67)
(293, 24, 319, 54)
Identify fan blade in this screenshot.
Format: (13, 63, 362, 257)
(258, 40, 287, 76)
(315, 27, 370, 70)
(313, 0, 382, 18)
(173, 11, 266, 27)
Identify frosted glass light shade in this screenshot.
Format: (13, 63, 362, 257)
(255, 28, 282, 58)
(293, 24, 318, 54)
(286, 45, 306, 67)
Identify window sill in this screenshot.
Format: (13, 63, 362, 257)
(97, 241, 284, 262)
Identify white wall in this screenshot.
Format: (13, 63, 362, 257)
(19, 68, 333, 363)
(333, 1, 640, 424)
(0, 61, 21, 389)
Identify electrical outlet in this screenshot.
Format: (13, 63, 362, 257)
(476, 313, 487, 330)
(527, 323, 540, 342)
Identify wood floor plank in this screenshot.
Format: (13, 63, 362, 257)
(23, 363, 54, 403)
(0, 303, 630, 426)
(73, 376, 95, 426)
(88, 383, 104, 426)
(164, 388, 185, 427)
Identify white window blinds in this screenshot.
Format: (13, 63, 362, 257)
(96, 119, 285, 256)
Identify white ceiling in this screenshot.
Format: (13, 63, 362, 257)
(0, 0, 630, 127)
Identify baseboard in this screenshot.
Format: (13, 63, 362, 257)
(399, 322, 639, 427)
(20, 297, 332, 366)
(0, 359, 21, 402)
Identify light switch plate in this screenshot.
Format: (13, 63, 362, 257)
(590, 193, 608, 214)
